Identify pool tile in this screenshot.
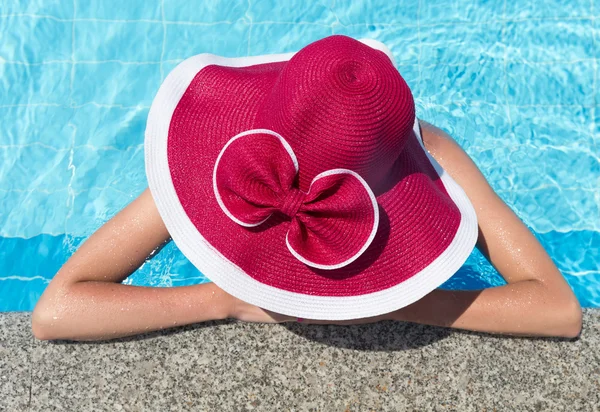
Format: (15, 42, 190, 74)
(74, 20, 163, 62)
(420, 0, 504, 23)
(0, 188, 70, 239)
(0, 0, 73, 19)
(164, 0, 248, 23)
(568, 272, 600, 307)
(420, 22, 504, 66)
(505, 61, 595, 106)
(504, 19, 595, 63)
(397, 64, 420, 97)
(70, 147, 125, 192)
(111, 147, 146, 194)
(596, 65, 600, 106)
(593, 106, 600, 151)
(0, 63, 71, 105)
(160, 59, 183, 79)
(506, 145, 600, 191)
(70, 62, 161, 106)
(0, 234, 70, 286)
(504, 0, 593, 19)
(468, 144, 515, 184)
(75, 0, 161, 20)
(420, 60, 506, 105)
(332, 25, 420, 66)
(71, 145, 145, 193)
(0, 16, 71, 63)
(509, 105, 596, 149)
(247, 0, 336, 24)
(248, 23, 332, 55)
(0, 106, 74, 148)
(512, 187, 599, 233)
(0, 146, 71, 191)
(540, 230, 600, 278)
(65, 187, 137, 236)
(70, 105, 147, 149)
(0, 235, 70, 309)
(419, 102, 513, 151)
(331, 0, 419, 25)
(0, 276, 49, 312)
(163, 22, 249, 60)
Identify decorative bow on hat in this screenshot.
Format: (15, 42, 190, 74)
(213, 129, 380, 270)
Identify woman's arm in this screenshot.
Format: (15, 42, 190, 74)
(32, 189, 237, 341)
(298, 120, 582, 337)
(385, 120, 582, 338)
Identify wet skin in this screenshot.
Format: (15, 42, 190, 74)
(32, 120, 582, 341)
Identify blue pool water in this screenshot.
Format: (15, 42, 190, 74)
(0, 1, 598, 311)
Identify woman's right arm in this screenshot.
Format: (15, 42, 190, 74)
(32, 189, 233, 341)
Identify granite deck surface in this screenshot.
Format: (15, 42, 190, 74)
(1, 311, 599, 411)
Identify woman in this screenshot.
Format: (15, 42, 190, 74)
(31, 36, 582, 341)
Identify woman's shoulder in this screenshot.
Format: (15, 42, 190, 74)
(418, 118, 461, 156)
(417, 118, 495, 198)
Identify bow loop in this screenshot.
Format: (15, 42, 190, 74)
(213, 129, 379, 270)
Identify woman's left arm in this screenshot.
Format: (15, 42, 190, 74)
(382, 120, 582, 338)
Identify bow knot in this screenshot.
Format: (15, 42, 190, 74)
(213, 129, 379, 270)
(280, 188, 306, 219)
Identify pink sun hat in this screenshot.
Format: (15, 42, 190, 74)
(145, 35, 478, 320)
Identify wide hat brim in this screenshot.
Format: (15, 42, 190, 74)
(145, 37, 478, 320)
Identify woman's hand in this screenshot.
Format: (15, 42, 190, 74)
(224, 291, 296, 323)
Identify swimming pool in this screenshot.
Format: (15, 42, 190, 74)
(0, 0, 598, 311)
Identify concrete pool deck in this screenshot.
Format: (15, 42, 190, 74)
(1, 311, 598, 411)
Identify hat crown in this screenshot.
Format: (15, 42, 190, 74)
(255, 35, 415, 194)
